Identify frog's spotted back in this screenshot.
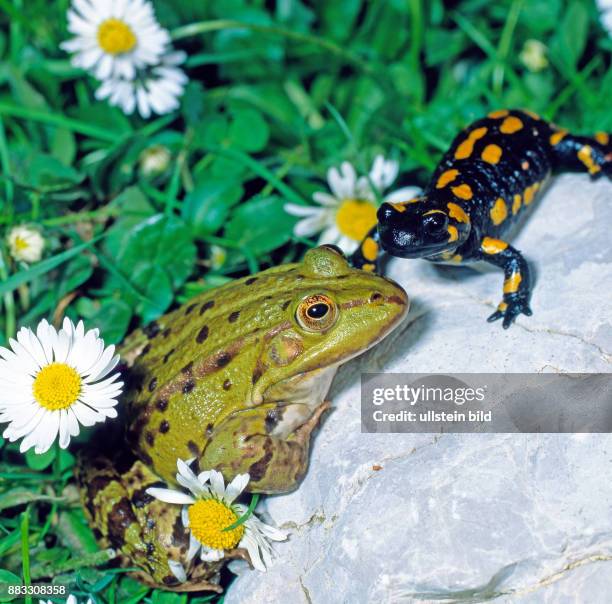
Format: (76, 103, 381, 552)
(122, 245, 408, 486)
(352, 109, 612, 328)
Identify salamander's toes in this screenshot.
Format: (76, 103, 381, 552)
(488, 299, 532, 328)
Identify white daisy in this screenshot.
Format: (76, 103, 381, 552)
(7, 225, 45, 264)
(61, 0, 170, 81)
(95, 51, 187, 118)
(519, 39, 548, 72)
(40, 596, 93, 604)
(284, 155, 421, 254)
(147, 459, 286, 574)
(0, 318, 123, 454)
(139, 144, 171, 176)
(598, 0, 612, 35)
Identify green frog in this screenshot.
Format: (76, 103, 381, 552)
(77, 246, 408, 590)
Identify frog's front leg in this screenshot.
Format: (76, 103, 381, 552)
(478, 237, 532, 329)
(351, 226, 383, 273)
(200, 401, 330, 494)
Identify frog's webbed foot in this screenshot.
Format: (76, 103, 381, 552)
(479, 237, 532, 329)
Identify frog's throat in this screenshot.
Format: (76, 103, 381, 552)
(261, 365, 338, 405)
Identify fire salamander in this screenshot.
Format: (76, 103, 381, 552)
(352, 109, 612, 328)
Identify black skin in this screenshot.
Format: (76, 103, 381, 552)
(351, 109, 612, 328)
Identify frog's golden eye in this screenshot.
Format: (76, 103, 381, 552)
(295, 294, 338, 332)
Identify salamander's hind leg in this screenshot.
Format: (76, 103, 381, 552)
(479, 238, 532, 329)
(351, 226, 383, 273)
(549, 130, 612, 178)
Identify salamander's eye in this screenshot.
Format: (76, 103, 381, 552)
(295, 294, 338, 332)
(423, 212, 448, 234)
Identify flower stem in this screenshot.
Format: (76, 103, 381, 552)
(20, 507, 32, 604)
(223, 494, 260, 532)
(0, 248, 16, 341)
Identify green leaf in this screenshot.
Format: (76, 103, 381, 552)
(228, 108, 270, 152)
(151, 591, 183, 604)
(56, 255, 94, 299)
(549, 1, 588, 70)
(117, 215, 196, 290)
(0, 237, 101, 296)
(49, 127, 77, 166)
(57, 510, 100, 554)
(225, 195, 295, 256)
(25, 447, 56, 471)
(182, 178, 244, 236)
(130, 264, 174, 323)
(0, 569, 21, 602)
(88, 298, 133, 344)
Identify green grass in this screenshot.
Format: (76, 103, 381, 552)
(0, 0, 611, 601)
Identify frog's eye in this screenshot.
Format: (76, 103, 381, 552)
(295, 294, 338, 332)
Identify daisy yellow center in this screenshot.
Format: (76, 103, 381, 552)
(97, 18, 137, 55)
(335, 199, 378, 241)
(188, 499, 245, 551)
(33, 363, 81, 410)
(14, 236, 30, 251)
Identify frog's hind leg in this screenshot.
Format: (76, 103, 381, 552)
(200, 401, 330, 494)
(351, 226, 383, 273)
(549, 128, 612, 178)
(76, 453, 223, 591)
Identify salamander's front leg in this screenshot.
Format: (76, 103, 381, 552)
(479, 237, 532, 329)
(351, 226, 383, 273)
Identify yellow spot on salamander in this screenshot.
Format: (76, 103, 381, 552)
(512, 194, 522, 215)
(362, 237, 378, 262)
(521, 160, 530, 170)
(455, 127, 488, 159)
(447, 202, 469, 223)
(488, 110, 509, 119)
(522, 109, 540, 120)
(481, 144, 503, 164)
(503, 273, 522, 294)
(451, 254, 463, 263)
(423, 209, 447, 216)
(550, 130, 567, 146)
(500, 116, 524, 134)
(490, 197, 508, 226)
(524, 185, 535, 205)
(451, 183, 473, 200)
(362, 263, 376, 272)
(447, 225, 458, 242)
(595, 131, 609, 146)
(436, 169, 459, 189)
(481, 237, 508, 255)
(389, 202, 407, 213)
(497, 302, 508, 312)
(577, 145, 601, 174)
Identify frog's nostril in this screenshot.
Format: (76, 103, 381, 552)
(370, 292, 384, 304)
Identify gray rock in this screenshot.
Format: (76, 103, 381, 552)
(226, 175, 612, 604)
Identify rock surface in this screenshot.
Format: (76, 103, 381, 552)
(226, 175, 612, 603)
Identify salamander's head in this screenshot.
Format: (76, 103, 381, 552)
(377, 196, 471, 258)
